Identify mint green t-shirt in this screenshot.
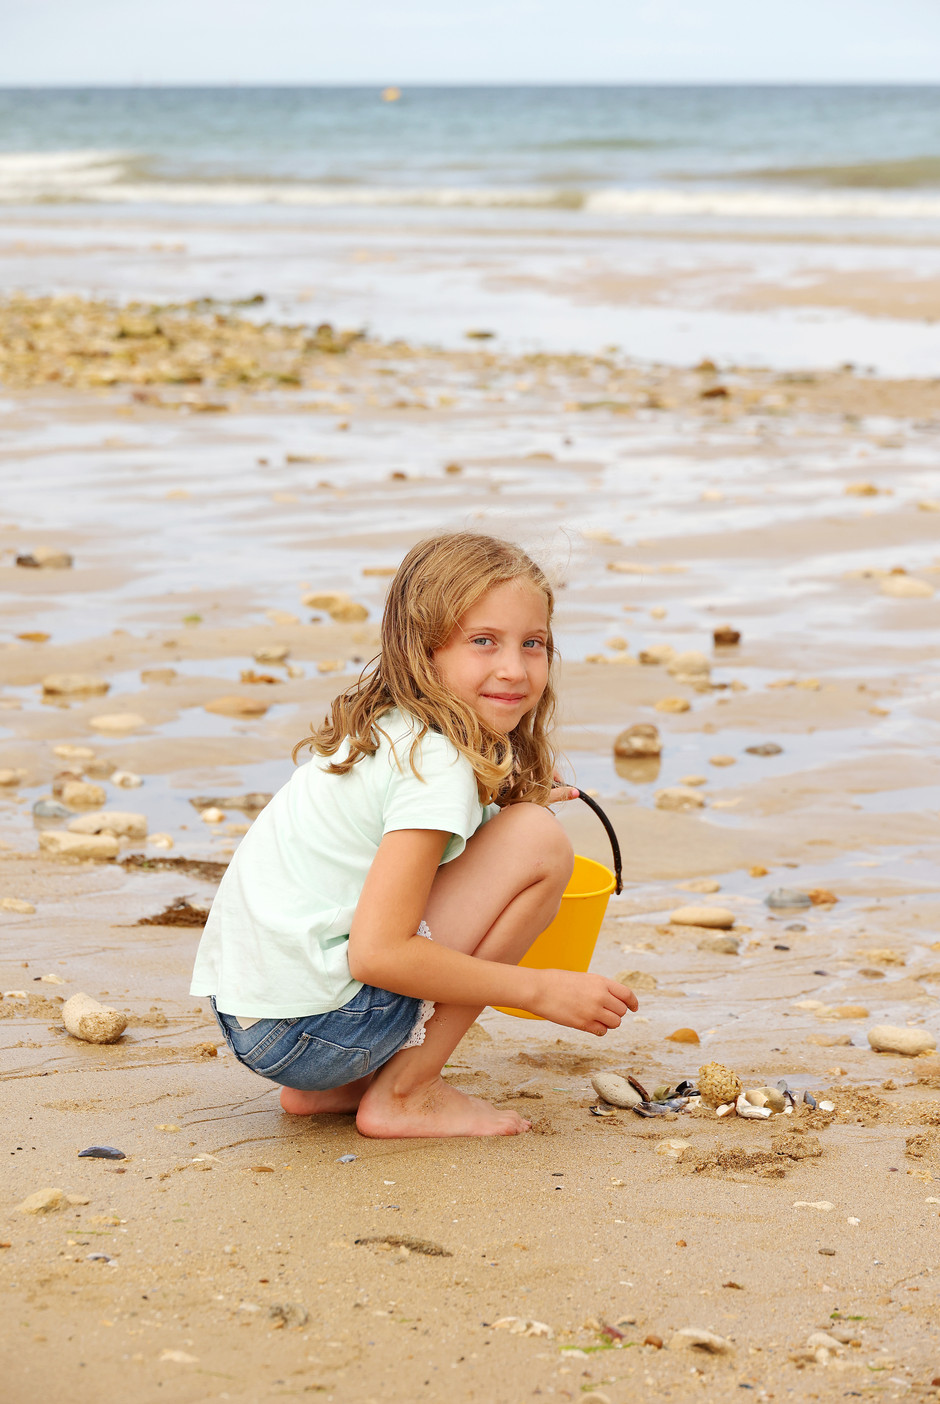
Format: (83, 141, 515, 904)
(190, 710, 497, 1018)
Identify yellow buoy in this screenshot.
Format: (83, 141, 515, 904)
(381, 87, 402, 103)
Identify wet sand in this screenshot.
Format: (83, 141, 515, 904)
(2, 285, 940, 1402)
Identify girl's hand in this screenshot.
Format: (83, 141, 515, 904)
(528, 969, 638, 1036)
(549, 771, 579, 805)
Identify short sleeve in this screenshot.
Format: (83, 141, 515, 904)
(381, 728, 483, 860)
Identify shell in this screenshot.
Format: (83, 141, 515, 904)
(697, 1061, 743, 1109)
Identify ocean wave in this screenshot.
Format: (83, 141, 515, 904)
(3, 149, 940, 219)
(0, 149, 133, 190)
(724, 155, 940, 190)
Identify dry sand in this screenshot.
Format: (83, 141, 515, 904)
(1, 295, 940, 1402)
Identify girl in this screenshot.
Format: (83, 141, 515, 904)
(191, 533, 637, 1139)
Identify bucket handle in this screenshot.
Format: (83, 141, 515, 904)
(576, 792, 623, 895)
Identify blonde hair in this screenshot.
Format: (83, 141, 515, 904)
(294, 532, 557, 804)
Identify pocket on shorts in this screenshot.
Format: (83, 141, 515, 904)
(240, 1022, 371, 1084)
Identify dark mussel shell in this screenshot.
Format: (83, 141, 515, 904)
(78, 1145, 126, 1160)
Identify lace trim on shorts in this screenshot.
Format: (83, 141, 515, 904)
(399, 920, 436, 1050)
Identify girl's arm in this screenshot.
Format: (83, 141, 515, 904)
(348, 828, 634, 1033)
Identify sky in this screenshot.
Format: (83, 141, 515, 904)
(2, 0, 939, 86)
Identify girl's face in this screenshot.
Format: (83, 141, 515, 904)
(432, 580, 550, 735)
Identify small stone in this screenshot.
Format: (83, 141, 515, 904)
(200, 807, 226, 824)
(638, 643, 675, 665)
(655, 786, 704, 812)
(41, 672, 110, 697)
(613, 723, 662, 758)
(766, 888, 812, 909)
(491, 1317, 553, 1339)
(254, 645, 290, 664)
(844, 482, 879, 497)
(89, 712, 146, 732)
(643, 1334, 664, 1349)
(0, 898, 35, 914)
(78, 1145, 126, 1159)
(204, 696, 269, 718)
(708, 754, 736, 767)
(697, 933, 740, 955)
(62, 991, 127, 1043)
(679, 774, 706, 787)
(671, 905, 735, 929)
(667, 651, 710, 680)
(825, 1004, 868, 1020)
(590, 1073, 642, 1109)
(654, 697, 691, 714)
(149, 833, 174, 849)
(655, 1138, 692, 1160)
(880, 575, 934, 599)
(617, 970, 657, 993)
(141, 667, 177, 684)
(668, 1327, 732, 1355)
(745, 742, 783, 757)
(16, 1187, 64, 1214)
(666, 1027, 700, 1044)
(58, 780, 107, 808)
(679, 879, 721, 894)
(316, 659, 345, 674)
(807, 1330, 842, 1351)
(111, 770, 143, 788)
(68, 811, 147, 839)
(713, 625, 740, 647)
(808, 888, 838, 906)
(16, 547, 72, 569)
(39, 830, 119, 861)
(0, 768, 27, 787)
(302, 591, 368, 622)
(868, 1025, 937, 1057)
(749, 1086, 787, 1112)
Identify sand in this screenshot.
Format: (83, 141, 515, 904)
(1, 285, 940, 1402)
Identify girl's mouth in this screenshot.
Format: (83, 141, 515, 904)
(484, 693, 526, 704)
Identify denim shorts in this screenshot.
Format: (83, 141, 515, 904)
(211, 983, 426, 1091)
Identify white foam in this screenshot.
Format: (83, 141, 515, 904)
(1, 153, 939, 222)
(0, 149, 130, 192)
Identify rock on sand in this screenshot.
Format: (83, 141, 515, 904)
(68, 810, 147, 839)
(62, 991, 127, 1044)
(39, 830, 120, 861)
(41, 673, 110, 697)
(867, 1025, 936, 1057)
(670, 906, 736, 929)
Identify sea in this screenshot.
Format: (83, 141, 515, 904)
(1, 85, 939, 221)
(1, 86, 939, 369)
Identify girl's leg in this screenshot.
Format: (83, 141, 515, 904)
(280, 1073, 373, 1116)
(355, 803, 573, 1138)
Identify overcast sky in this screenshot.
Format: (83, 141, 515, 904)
(3, 0, 939, 86)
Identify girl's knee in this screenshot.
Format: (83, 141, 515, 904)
(496, 802, 574, 887)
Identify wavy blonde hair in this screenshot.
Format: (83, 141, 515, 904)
(294, 533, 557, 805)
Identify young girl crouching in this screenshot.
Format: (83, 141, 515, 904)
(190, 532, 637, 1138)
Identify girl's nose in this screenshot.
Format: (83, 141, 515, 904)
(495, 648, 527, 680)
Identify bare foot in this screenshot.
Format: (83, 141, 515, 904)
(356, 1075, 531, 1139)
(279, 1074, 373, 1116)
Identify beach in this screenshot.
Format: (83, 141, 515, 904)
(2, 85, 940, 1401)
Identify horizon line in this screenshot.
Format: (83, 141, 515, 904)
(1, 79, 939, 90)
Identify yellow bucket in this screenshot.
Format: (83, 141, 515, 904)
(495, 794, 622, 1020)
